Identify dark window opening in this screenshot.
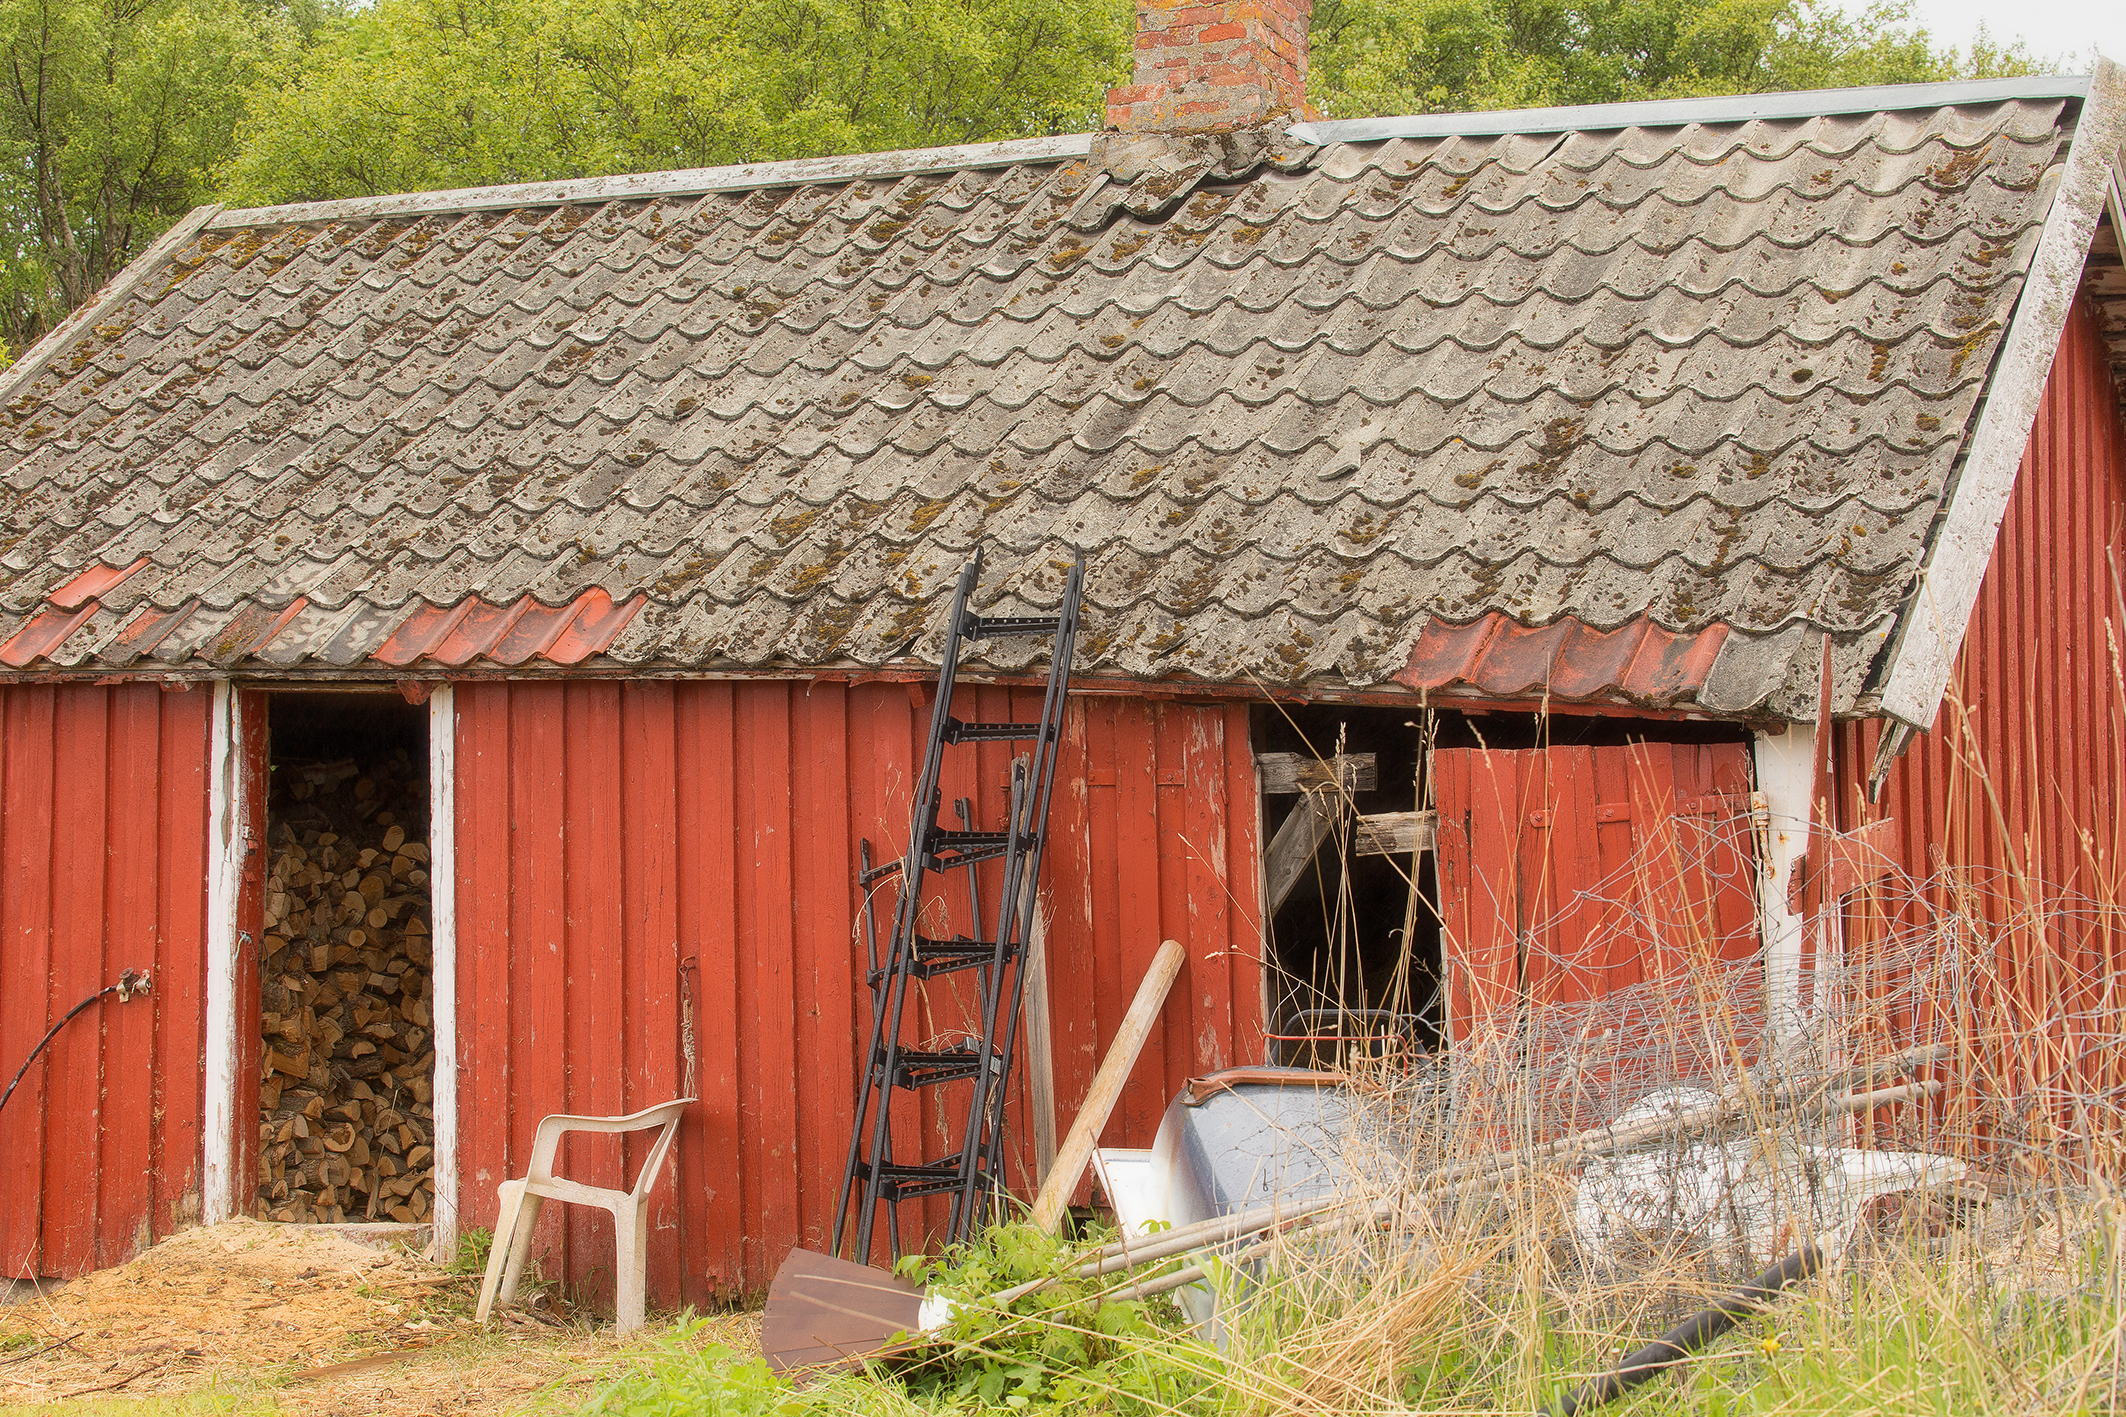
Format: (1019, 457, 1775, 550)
(257, 692, 437, 1226)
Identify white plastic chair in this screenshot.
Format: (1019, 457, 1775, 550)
(474, 1097, 694, 1332)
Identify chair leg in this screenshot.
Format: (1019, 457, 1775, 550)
(475, 1181, 525, 1324)
(497, 1193, 545, 1308)
(613, 1200, 648, 1333)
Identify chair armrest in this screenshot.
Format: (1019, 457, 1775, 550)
(525, 1099, 697, 1182)
(532, 1099, 697, 1137)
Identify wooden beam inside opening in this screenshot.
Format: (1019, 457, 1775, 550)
(1258, 753, 1377, 794)
(1263, 803, 1438, 913)
(1262, 790, 1338, 914)
(1354, 810, 1436, 858)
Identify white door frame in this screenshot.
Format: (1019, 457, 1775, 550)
(203, 679, 246, 1224)
(201, 681, 460, 1251)
(428, 684, 459, 1261)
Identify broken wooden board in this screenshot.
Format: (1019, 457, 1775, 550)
(1258, 753, 1377, 793)
(1263, 791, 1339, 912)
(1354, 810, 1437, 857)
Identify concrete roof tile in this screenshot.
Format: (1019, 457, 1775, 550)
(0, 93, 2082, 711)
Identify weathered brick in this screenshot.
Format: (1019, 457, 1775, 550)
(1104, 0, 1311, 132)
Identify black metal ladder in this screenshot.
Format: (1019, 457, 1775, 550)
(833, 549, 1084, 1261)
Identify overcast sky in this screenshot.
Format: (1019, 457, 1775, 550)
(1837, 0, 2124, 71)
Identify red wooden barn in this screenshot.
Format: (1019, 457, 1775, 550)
(4, 0, 2125, 1307)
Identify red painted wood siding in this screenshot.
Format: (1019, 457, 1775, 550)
(452, 681, 1263, 1303)
(1827, 293, 2126, 1119)
(1841, 293, 2126, 926)
(0, 683, 211, 1277)
(1432, 741, 1760, 1127)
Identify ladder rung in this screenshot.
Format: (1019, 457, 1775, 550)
(888, 1046, 998, 1089)
(906, 934, 1014, 979)
(922, 828, 1015, 872)
(868, 955, 1010, 986)
(929, 828, 1006, 850)
(862, 1158, 990, 1202)
(963, 614, 1061, 639)
(942, 717, 1047, 744)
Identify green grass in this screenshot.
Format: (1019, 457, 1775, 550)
(559, 1210, 2126, 1417)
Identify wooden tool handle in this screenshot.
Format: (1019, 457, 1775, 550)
(1028, 938, 1188, 1234)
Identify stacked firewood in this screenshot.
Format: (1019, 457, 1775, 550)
(256, 750, 436, 1225)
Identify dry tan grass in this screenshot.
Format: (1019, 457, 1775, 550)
(0, 1220, 758, 1415)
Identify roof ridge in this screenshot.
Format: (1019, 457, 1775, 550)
(206, 77, 2092, 234)
(212, 134, 1099, 231)
(1292, 74, 2092, 146)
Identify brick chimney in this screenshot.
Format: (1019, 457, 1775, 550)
(1105, 0, 1313, 133)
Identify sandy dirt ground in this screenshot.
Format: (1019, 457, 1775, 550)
(0, 1220, 758, 1415)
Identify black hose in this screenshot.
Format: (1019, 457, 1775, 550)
(1547, 1244, 1825, 1417)
(0, 969, 151, 1116)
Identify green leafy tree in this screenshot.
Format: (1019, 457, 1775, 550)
(220, 0, 1132, 205)
(1307, 0, 2046, 119)
(0, 0, 293, 347)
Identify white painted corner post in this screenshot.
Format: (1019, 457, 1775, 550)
(1753, 723, 1814, 1046)
(429, 684, 460, 1262)
(203, 679, 245, 1224)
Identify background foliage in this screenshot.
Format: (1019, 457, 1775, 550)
(217, 0, 1132, 206)
(1308, 0, 2038, 119)
(0, 0, 2050, 349)
(0, 0, 296, 347)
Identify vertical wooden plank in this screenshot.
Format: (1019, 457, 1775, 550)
(1435, 747, 1523, 1050)
(1582, 745, 1645, 997)
(1142, 704, 1187, 1139)
(1220, 702, 1265, 1068)
(792, 682, 855, 1249)
(0, 687, 56, 1274)
(1181, 704, 1236, 1075)
(457, 684, 510, 1233)
(1701, 743, 1762, 968)
(562, 681, 625, 1303)
(843, 681, 916, 1262)
(734, 683, 799, 1288)
(153, 686, 210, 1242)
(45, 686, 108, 1274)
(99, 686, 158, 1263)
(1041, 698, 1100, 1173)
(676, 682, 745, 1299)
(619, 682, 683, 1306)
(1625, 741, 1688, 981)
(1108, 700, 1164, 1151)
(510, 683, 569, 1276)
(1521, 745, 1589, 1009)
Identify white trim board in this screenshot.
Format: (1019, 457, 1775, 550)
(1876, 57, 2126, 730)
(203, 680, 245, 1224)
(428, 685, 460, 1262)
(1752, 724, 1814, 1044)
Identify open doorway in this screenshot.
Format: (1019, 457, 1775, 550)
(255, 692, 437, 1226)
(1255, 704, 1441, 1060)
